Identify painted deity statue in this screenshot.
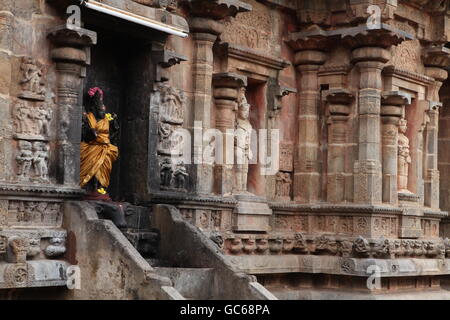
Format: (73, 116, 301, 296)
(80, 87, 120, 197)
(234, 87, 252, 193)
(397, 118, 411, 193)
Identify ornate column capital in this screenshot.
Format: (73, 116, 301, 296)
(380, 91, 411, 123)
(212, 72, 247, 90)
(326, 88, 354, 117)
(47, 25, 97, 48)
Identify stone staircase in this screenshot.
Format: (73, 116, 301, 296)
(117, 204, 222, 300)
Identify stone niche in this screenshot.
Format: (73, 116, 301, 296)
(81, 9, 188, 202)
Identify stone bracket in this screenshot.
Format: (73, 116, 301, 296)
(268, 78, 297, 118)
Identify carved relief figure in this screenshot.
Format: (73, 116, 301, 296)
(275, 172, 291, 199)
(174, 161, 188, 189)
(159, 84, 185, 124)
(80, 87, 120, 197)
(14, 101, 53, 138)
(234, 87, 252, 193)
(35, 103, 52, 136)
(156, 84, 188, 191)
(19, 57, 46, 99)
(160, 158, 173, 188)
(32, 142, 49, 182)
(398, 118, 411, 193)
(14, 101, 33, 134)
(16, 141, 33, 180)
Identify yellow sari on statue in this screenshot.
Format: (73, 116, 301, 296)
(80, 112, 119, 188)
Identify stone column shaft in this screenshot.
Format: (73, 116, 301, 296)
(380, 92, 410, 204)
(326, 89, 353, 203)
(352, 47, 390, 204)
(381, 116, 399, 204)
(423, 46, 450, 209)
(212, 73, 246, 195)
(293, 50, 326, 203)
(191, 28, 219, 195)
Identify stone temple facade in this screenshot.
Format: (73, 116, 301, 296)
(2, 0, 450, 300)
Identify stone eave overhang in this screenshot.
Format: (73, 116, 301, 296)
(217, 42, 291, 71)
(287, 24, 415, 51)
(81, 0, 189, 36)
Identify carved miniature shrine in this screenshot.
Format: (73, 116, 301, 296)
(1, 0, 450, 300)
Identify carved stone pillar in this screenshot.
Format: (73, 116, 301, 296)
(326, 89, 353, 203)
(293, 49, 327, 203)
(185, 0, 250, 195)
(423, 46, 450, 209)
(48, 26, 97, 188)
(212, 73, 246, 195)
(380, 91, 411, 205)
(351, 46, 391, 204)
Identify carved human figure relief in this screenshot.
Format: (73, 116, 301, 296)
(32, 142, 49, 182)
(34, 103, 52, 136)
(159, 84, 185, 124)
(234, 87, 252, 193)
(174, 161, 188, 190)
(16, 140, 33, 180)
(14, 101, 33, 134)
(160, 158, 173, 188)
(398, 118, 411, 193)
(276, 172, 291, 199)
(14, 101, 53, 139)
(19, 57, 46, 100)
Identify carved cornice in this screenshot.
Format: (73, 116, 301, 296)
(403, 0, 450, 13)
(288, 24, 414, 51)
(131, 0, 178, 12)
(269, 203, 403, 215)
(0, 184, 84, 199)
(256, 0, 296, 11)
(422, 45, 450, 68)
(318, 65, 351, 77)
(181, 0, 251, 19)
(218, 42, 290, 71)
(382, 65, 435, 86)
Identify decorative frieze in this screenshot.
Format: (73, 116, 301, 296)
(2, 200, 62, 228)
(223, 232, 448, 260)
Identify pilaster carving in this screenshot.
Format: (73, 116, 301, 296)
(326, 89, 354, 203)
(292, 48, 327, 203)
(380, 91, 411, 204)
(48, 25, 97, 187)
(212, 72, 247, 195)
(156, 83, 188, 191)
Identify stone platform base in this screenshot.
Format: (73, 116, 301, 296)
(271, 288, 450, 300)
(233, 194, 272, 232)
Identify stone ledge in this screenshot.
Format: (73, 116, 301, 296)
(269, 202, 403, 215)
(230, 255, 450, 277)
(0, 183, 84, 199)
(0, 260, 69, 289)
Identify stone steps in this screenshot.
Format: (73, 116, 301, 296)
(154, 267, 215, 300)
